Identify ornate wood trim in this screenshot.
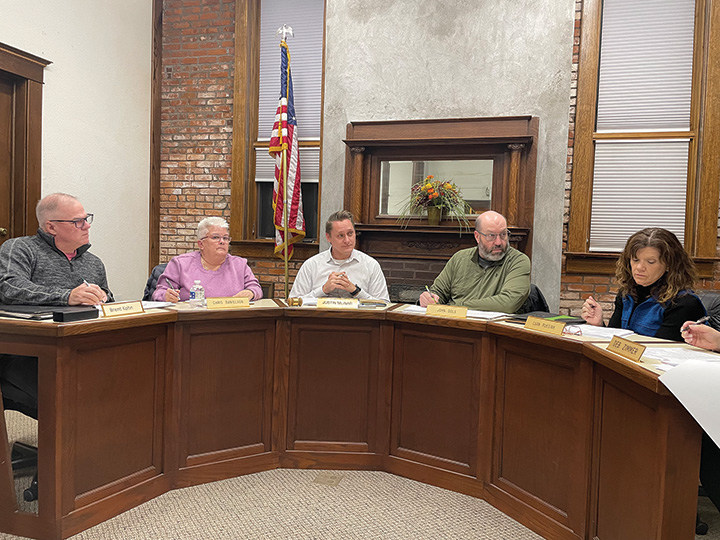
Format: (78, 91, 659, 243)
(343, 117, 538, 261)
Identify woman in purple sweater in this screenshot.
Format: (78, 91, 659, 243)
(152, 217, 262, 302)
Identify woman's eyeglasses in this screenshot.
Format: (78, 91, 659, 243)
(201, 235, 231, 243)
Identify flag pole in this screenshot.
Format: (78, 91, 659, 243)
(282, 145, 289, 298)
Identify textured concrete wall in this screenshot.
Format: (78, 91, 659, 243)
(322, 0, 575, 309)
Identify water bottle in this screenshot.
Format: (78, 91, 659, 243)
(189, 280, 205, 308)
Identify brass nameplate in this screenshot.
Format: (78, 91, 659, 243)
(426, 304, 468, 319)
(101, 301, 145, 318)
(608, 336, 646, 363)
(317, 298, 359, 310)
(524, 315, 565, 335)
(207, 297, 250, 309)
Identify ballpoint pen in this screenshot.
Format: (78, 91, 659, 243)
(681, 315, 711, 332)
(165, 278, 176, 290)
(83, 279, 90, 287)
(425, 285, 436, 304)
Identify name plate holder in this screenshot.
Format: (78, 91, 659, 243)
(426, 304, 468, 319)
(207, 297, 250, 310)
(317, 298, 359, 310)
(101, 301, 145, 318)
(607, 335, 646, 363)
(524, 315, 565, 336)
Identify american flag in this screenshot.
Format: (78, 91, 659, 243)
(269, 40, 305, 259)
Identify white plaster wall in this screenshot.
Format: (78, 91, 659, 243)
(322, 0, 575, 309)
(0, 0, 152, 301)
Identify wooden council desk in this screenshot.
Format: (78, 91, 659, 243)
(0, 304, 702, 540)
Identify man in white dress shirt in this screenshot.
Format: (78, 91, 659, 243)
(289, 210, 390, 301)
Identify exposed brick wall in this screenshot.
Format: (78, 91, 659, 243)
(559, 0, 720, 316)
(160, 0, 235, 260)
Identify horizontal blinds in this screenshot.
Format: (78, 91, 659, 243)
(255, 146, 320, 183)
(589, 140, 688, 252)
(258, 0, 324, 139)
(596, 0, 695, 132)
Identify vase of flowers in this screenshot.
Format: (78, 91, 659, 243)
(398, 175, 473, 231)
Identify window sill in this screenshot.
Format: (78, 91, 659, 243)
(565, 252, 717, 278)
(230, 239, 320, 261)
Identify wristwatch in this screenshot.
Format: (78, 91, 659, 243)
(350, 285, 361, 297)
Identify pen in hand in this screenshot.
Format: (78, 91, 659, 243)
(681, 315, 711, 332)
(165, 278, 176, 291)
(425, 285, 436, 304)
(83, 279, 90, 287)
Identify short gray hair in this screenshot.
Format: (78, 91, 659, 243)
(197, 216, 229, 240)
(36, 193, 79, 231)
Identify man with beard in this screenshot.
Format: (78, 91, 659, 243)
(419, 211, 530, 312)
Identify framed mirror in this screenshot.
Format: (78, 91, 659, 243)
(379, 159, 494, 216)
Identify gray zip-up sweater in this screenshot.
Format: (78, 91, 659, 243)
(0, 229, 113, 305)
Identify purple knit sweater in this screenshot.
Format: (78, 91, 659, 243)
(152, 251, 262, 302)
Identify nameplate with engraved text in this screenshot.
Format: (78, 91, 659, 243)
(607, 336, 646, 363)
(426, 304, 468, 319)
(207, 297, 251, 309)
(101, 301, 145, 318)
(317, 298, 359, 310)
(524, 315, 565, 336)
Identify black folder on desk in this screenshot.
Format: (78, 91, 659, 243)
(510, 311, 585, 325)
(0, 304, 99, 322)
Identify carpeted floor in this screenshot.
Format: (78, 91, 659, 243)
(2, 411, 719, 540)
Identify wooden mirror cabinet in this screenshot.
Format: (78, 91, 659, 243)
(342, 116, 539, 261)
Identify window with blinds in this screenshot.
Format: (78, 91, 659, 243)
(254, 0, 324, 240)
(588, 0, 695, 252)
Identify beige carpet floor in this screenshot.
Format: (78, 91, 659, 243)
(2, 411, 719, 540)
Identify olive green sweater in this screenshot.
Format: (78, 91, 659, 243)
(430, 246, 530, 313)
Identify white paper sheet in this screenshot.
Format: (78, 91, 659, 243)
(575, 325, 634, 339)
(660, 360, 720, 448)
(642, 347, 720, 366)
(400, 305, 507, 320)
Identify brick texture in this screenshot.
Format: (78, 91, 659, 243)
(160, 0, 235, 259)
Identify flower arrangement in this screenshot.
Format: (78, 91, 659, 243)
(398, 175, 474, 230)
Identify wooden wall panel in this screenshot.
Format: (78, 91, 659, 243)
(71, 327, 167, 504)
(391, 324, 481, 476)
(179, 320, 275, 467)
(589, 366, 701, 540)
(287, 320, 380, 452)
(488, 336, 592, 539)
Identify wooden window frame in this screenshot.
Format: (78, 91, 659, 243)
(566, 0, 720, 277)
(230, 0, 323, 260)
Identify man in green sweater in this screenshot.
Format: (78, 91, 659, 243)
(419, 211, 530, 313)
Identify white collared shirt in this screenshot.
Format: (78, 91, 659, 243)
(289, 249, 390, 301)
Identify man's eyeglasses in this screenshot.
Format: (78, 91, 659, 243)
(49, 214, 94, 228)
(476, 230, 509, 242)
(201, 235, 231, 243)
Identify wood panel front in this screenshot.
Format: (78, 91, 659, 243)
(389, 323, 481, 477)
(486, 335, 592, 540)
(589, 365, 701, 540)
(68, 326, 168, 507)
(285, 318, 382, 463)
(176, 317, 276, 478)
